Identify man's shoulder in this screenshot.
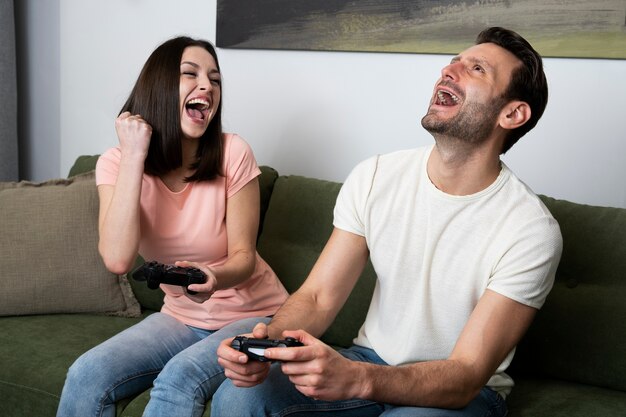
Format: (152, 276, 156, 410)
(352, 146, 431, 177)
(501, 165, 556, 220)
(344, 146, 429, 188)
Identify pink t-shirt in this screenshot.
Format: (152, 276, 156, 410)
(96, 133, 288, 329)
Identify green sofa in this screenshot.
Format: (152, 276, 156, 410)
(0, 155, 624, 417)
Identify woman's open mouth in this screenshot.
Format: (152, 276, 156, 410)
(185, 98, 211, 120)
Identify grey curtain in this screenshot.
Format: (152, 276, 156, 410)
(0, 0, 18, 181)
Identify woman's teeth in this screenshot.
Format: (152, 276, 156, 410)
(187, 98, 210, 110)
(186, 98, 211, 120)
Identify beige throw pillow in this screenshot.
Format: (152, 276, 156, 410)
(0, 172, 140, 317)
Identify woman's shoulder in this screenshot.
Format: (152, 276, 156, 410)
(100, 146, 122, 159)
(95, 147, 123, 185)
(222, 132, 251, 152)
(222, 132, 256, 163)
(96, 147, 122, 171)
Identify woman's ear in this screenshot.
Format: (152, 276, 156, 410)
(499, 101, 531, 130)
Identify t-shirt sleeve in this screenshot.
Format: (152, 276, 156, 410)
(333, 155, 379, 237)
(488, 214, 563, 309)
(95, 147, 122, 186)
(224, 134, 261, 198)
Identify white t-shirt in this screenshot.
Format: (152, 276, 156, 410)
(333, 145, 562, 396)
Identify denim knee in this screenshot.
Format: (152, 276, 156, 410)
(151, 349, 225, 401)
(211, 379, 264, 417)
(57, 352, 114, 417)
(65, 351, 108, 396)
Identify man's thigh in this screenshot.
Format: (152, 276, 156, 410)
(212, 362, 384, 417)
(213, 344, 505, 417)
(380, 387, 507, 417)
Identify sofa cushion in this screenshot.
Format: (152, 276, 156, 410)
(257, 165, 279, 237)
(506, 377, 626, 417)
(67, 154, 101, 178)
(257, 175, 376, 348)
(511, 197, 626, 392)
(0, 313, 146, 417)
(0, 172, 140, 317)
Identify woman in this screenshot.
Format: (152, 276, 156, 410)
(57, 36, 288, 417)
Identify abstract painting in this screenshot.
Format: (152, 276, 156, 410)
(216, 0, 626, 59)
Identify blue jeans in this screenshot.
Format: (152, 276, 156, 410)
(211, 345, 507, 417)
(56, 312, 270, 417)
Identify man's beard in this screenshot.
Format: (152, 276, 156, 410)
(421, 97, 507, 148)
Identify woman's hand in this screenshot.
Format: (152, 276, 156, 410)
(176, 261, 218, 304)
(115, 112, 152, 159)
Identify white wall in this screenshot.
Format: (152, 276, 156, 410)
(24, 0, 626, 208)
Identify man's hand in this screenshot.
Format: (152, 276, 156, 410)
(265, 329, 367, 402)
(217, 323, 273, 387)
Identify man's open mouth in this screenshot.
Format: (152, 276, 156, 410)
(435, 90, 460, 107)
(185, 98, 211, 120)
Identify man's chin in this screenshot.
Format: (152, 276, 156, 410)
(421, 114, 446, 134)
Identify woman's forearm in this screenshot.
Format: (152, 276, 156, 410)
(209, 247, 257, 290)
(98, 155, 145, 274)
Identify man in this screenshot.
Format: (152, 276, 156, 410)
(212, 27, 563, 417)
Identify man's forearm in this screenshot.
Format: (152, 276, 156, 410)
(357, 358, 483, 409)
(266, 288, 338, 340)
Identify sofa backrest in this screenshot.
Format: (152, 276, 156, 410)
(256, 175, 376, 348)
(510, 196, 626, 392)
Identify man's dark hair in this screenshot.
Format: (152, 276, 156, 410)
(121, 36, 224, 181)
(476, 27, 548, 153)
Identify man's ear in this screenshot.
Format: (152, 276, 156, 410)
(499, 101, 531, 130)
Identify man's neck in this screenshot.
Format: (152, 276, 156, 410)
(427, 139, 502, 196)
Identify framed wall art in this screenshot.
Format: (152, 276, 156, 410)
(216, 0, 626, 59)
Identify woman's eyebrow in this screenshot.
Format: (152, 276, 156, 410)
(180, 61, 220, 74)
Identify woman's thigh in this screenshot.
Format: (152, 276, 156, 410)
(154, 315, 272, 387)
(66, 312, 200, 397)
(58, 313, 200, 417)
(144, 316, 274, 417)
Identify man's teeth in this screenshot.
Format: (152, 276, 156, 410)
(437, 90, 459, 105)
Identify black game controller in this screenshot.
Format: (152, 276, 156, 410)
(231, 336, 303, 362)
(132, 261, 207, 295)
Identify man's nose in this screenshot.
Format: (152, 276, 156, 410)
(441, 61, 462, 81)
